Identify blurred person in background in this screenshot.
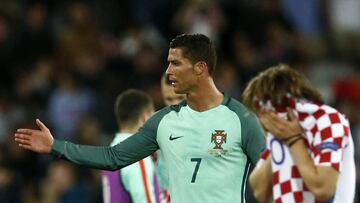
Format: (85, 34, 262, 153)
(18, 2, 54, 65)
(47, 72, 95, 140)
(214, 60, 242, 99)
(0, 163, 21, 203)
(73, 115, 106, 203)
(101, 89, 159, 203)
(244, 64, 355, 203)
(55, 1, 104, 85)
(14, 33, 265, 203)
(40, 160, 91, 203)
(172, 0, 226, 42)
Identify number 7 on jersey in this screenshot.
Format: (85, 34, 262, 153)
(190, 158, 202, 183)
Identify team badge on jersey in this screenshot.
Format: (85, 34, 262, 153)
(208, 130, 228, 157)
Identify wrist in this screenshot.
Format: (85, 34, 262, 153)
(281, 133, 302, 142)
(46, 138, 55, 153)
(280, 133, 303, 146)
(286, 136, 303, 147)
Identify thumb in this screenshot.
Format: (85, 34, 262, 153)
(36, 119, 49, 132)
(286, 107, 297, 121)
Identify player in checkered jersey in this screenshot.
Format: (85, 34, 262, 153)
(243, 64, 355, 203)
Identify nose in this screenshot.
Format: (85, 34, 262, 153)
(166, 64, 172, 75)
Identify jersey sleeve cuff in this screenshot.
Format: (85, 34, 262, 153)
(51, 139, 66, 158)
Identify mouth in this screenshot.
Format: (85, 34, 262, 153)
(171, 81, 177, 87)
(168, 77, 177, 87)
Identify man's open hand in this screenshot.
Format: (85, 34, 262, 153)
(14, 119, 54, 153)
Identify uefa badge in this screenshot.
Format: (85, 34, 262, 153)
(208, 130, 228, 157)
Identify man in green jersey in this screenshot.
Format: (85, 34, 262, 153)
(15, 33, 265, 203)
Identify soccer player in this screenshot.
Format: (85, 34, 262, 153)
(243, 64, 355, 203)
(101, 89, 158, 203)
(14, 33, 265, 203)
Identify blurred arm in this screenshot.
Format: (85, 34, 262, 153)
(288, 140, 338, 201)
(249, 156, 272, 203)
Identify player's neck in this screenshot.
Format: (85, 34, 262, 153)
(186, 78, 223, 112)
(120, 126, 139, 134)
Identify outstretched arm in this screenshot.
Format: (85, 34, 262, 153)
(15, 119, 159, 170)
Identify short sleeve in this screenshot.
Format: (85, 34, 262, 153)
(311, 111, 350, 172)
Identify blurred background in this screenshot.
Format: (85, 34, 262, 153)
(0, 0, 359, 202)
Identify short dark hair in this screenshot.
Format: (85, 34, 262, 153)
(114, 89, 153, 128)
(169, 33, 217, 75)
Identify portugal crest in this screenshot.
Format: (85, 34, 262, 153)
(209, 130, 228, 157)
(211, 130, 227, 149)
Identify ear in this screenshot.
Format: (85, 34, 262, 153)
(139, 112, 148, 124)
(194, 61, 207, 75)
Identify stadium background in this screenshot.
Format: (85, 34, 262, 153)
(0, 0, 359, 202)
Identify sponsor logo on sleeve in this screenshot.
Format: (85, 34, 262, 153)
(317, 142, 339, 151)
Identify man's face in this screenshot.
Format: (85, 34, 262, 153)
(166, 48, 197, 94)
(161, 81, 186, 106)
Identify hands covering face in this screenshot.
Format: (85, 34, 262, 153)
(258, 108, 303, 143)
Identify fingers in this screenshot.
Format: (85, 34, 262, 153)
(258, 111, 288, 137)
(36, 119, 49, 132)
(286, 107, 297, 121)
(15, 133, 37, 151)
(16, 119, 48, 134)
(259, 111, 279, 126)
(14, 133, 33, 150)
(18, 143, 33, 151)
(258, 112, 273, 131)
(259, 109, 303, 140)
(14, 133, 31, 140)
(16, 128, 34, 135)
(14, 137, 32, 145)
(266, 111, 284, 123)
(14, 133, 33, 147)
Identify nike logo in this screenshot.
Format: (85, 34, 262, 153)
(169, 134, 184, 141)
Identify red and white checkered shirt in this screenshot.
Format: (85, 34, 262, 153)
(257, 100, 355, 203)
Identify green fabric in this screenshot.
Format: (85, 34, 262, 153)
(51, 94, 265, 203)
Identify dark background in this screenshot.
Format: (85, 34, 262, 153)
(0, 0, 359, 202)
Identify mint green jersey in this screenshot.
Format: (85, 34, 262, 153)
(52, 94, 265, 203)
